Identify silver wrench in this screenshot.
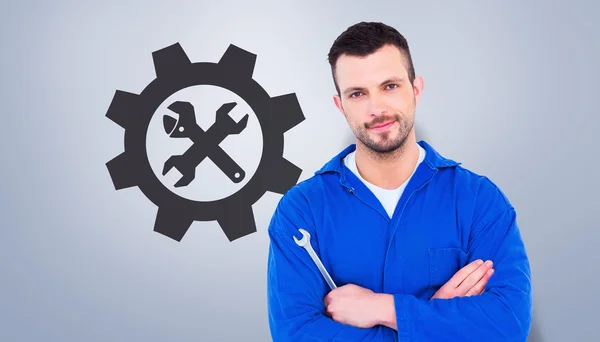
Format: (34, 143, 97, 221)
(293, 228, 337, 290)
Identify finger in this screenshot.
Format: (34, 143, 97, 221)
(479, 267, 496, 294)
(459, 260, 493, 289)
(466, 267, 495, 296)
(323, 294, 331, 307)
(445, 259, 485, 288)
(458, 260, 493, 295)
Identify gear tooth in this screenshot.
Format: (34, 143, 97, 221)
(217, 206, 257, 242)
(153, 206, 194, 241)
(217, 44, 256, 78)
(106, 152, 139, 190)
(266, 157, 302, 195)
(152, 42, 192, 78)
(268, 93, 306, 133)
(106, 90, 140, 129)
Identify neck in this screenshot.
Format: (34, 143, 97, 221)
(354, 131, 419, 190)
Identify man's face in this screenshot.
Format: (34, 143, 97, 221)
(333, 44, 423, 154)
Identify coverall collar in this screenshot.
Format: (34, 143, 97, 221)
(314, 140, 461, 177)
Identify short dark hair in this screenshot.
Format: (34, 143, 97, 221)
(327, 22, 416, 95)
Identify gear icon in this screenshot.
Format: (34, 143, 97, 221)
(105, 43, 305, 242)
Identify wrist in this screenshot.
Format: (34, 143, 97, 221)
(373, 293, 396, 329)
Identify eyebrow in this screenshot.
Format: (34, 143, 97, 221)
(342, 77, 405, 96)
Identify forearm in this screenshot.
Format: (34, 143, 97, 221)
(353, 287, 529, 341)
(390, 288, 531, 341)
(270, 312, 396, 342)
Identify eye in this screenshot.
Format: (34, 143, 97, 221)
(385, 83, 398, 90)
(349, 92, 364, 98)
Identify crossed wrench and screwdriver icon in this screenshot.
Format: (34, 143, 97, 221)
(162, 100, 249, 187)
(162, 101, 335, 288)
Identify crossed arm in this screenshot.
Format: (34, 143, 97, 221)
(266, 194, 533, 341)
(322, 257, 496, 331)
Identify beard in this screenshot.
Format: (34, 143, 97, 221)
(353, 113, 413, 155)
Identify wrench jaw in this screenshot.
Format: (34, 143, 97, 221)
(162, 154, 196, 187)
(293, 235, 306, 246)
(293, 228, 310, 247)
(215, 102, 250, 135)
(163, 114, 189, 138)
(165, 101, 198, 139)
(216, 102, 237, 119)
(163, 115, 178, 135)
(231, 114, 249, 134)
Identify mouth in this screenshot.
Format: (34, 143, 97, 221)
(370, 120, 395, 130)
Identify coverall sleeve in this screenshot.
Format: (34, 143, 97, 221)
(266, 188, 397, 341)
(392, 194, 533, 341)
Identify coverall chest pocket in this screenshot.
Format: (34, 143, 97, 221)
(428, 247, 469, 289)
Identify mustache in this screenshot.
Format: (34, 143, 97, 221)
(365, 115, 399, 128)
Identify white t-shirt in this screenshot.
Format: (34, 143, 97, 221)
(343, 144, 426, 218)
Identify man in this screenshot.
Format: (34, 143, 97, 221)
(266, 21, 532, 341)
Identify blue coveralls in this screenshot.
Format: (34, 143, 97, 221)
(266, 140, 532, 341)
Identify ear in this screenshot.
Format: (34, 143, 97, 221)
(412, 75, 424, 104)
(333, 94, 344, 114)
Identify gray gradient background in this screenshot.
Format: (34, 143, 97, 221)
(1, 1, 598, 341)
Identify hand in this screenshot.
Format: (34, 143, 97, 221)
(323, 284, 385, 329)
(431, 259, 495, 300)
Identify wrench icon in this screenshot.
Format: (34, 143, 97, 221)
(293, 228, 337, 290)
(162, 101, 249, 187)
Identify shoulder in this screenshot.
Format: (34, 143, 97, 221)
(421, 140, 512, 212)
(454, 165, 511, 206)
(277, 145, 349, 209)
(451, 164, 515, 231)
(276, 169, 338, 213)
(267, 173, 326, 235)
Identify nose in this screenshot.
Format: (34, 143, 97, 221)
(367, 93, 388, 116)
